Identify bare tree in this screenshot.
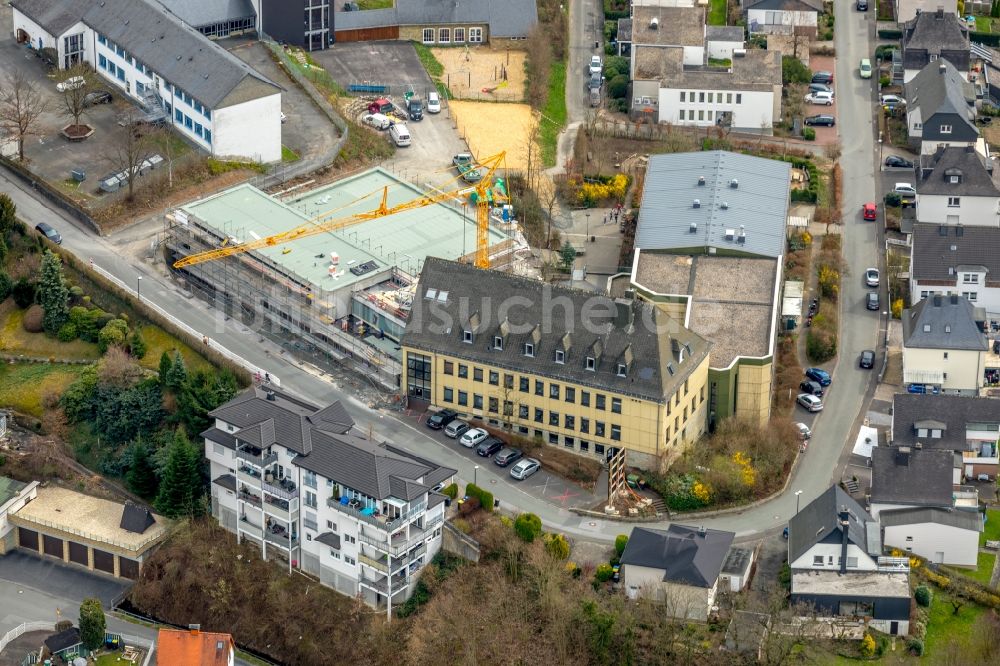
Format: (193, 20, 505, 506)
(0, 69, 47, 161)
(57, 64, 93, 129)
(105, 104, 159, 201)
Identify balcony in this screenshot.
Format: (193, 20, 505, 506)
(359, 553, 389, 573)
(238, 489, 262, 508)
(263, 494, 294, 520)
(953, 485, 980, 509)
(236, 448, 278, 468)
(359, 573, 409, 595)
(264, 527, 299, 549)
(326, 496, 427, 532)
(238, 516, 263, 539)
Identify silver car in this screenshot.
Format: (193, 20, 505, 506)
(509, 458, 540, 480)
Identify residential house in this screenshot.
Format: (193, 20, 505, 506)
(910, 223, 1000, 315)
(332, 0, 538, 46)
(628, 6, 708, 74)
(719, 545, 755, 592)
(158, 0, 257, 40)
(400, 258, 711, 469)
(869, 445, 975, 518)
(900, 9, 970, 83)
(706, 26, 746, 60)
(916, 147, 999, 226)
(0, 477, 39, 555)
(880, 508, 983, 566)
(891, 392, 1000, 481)
(619, 525, 735, 620)
(624, 151, 790, 426)
(745, 0, 823, 36)
(895, 0, 958, 24)
(158, 627, 235, 666)
(788, 486, 911, 636)
(902, 293, 989, 395)
(10, 0, 283, 162)
(204, 386, 454, 610)
(905, 61, 979, 156)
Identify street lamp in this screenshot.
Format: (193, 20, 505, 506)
(585, 212, 591, 242)
(136, 275, 142, 301)
(794, 489, 803, 515)
(474, 465, 479, 487)
(878, 132, 884, 167)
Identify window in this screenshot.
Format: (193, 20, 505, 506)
(493, 335, 503, 350)
(948, 197, 960, 207)
(940, 124, 952, 134)
(586, 357, 596, 371)
(116, 67, 125, 82)
(469, 27, 483, 42)
(524, 343, 534, 357)
(596, 394, 606, 410)
(813, 555, 824, 566)
(736, 94, 742, 104)
(454, 27, 466, 42)
(580, 418, 590, 434)
(443, 387, 454, 403)
(698, 92, 705, 103)
(550, 384, 560, 399)
(305, 492, 317, 510)
(458, 391, 468, 406)
(564, 437, 575, 449)
(459, 364, 468, 378)
(964, 291, 978, 301)
(616, 363, 627, 377)
(535, 380, 544, 396)
(963, 274, 979, 284)
(504, 374, 514, 389)
(473, 394, 483, 410)
(679, 110, 686, 121)
(99, 54, 107, 69)
(949, 175, 960, 184)
(565, 387, 575, 403)
(444, 361, 454, 375)
(489, 370, 499, 385)
(205, 129, 211, 144)
(175, 108, 183, 123)
(330, 550, 340, 559)
(549, 433, 559, 444)
(581, 392, 591, 407)
(463, 330, 473, 343)
(707, 110, 714, 121)
(549, 411, 559, 426)
(595, 443, 605, 456)
(438, 28, 451, 43)
(943, 352, 949, 360)
(698, 110, 704, 121)
(344, 556, 356, 566)
(727, 93, 733, 103)
(555, 350, 565, 364)
(194, 122, 203, 138)
(565, 415, 575, 430)
(595, 422, 606, 437)
(488, 397, 498, 413)
(422, 28, 435, 43)
(913, 122, 922, 130)
(185, 116, 193, 130)
(610, 425, 621, 441)
(580, 440, 589, 452)
(611, 398, 622, 414)
(534, 408, 543, 423)
(680, 92, 686, 102)
(519, 376, 529, 392)
(99, 35, 107, 45)
(327, 520, 335, 530)
(519, 405, 529, 419)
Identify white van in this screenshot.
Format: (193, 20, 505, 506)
(389, 123, 411, 147)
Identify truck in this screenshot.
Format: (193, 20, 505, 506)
(405, 96, 424, 121)
(452, 153, 482, 183)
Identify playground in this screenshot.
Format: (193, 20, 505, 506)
(449, 101, 538, 170)
(431, 45, 526, 102)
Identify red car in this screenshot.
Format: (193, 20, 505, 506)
(862, 202, 877, 221)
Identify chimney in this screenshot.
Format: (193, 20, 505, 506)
(896, 446, 911, 466)
(266, 390, 276, 401)
(914, 442, 923, 450)
(189, 624, 201, 634)
(839, 509, 850, 574)
(933, 294, 942, 307)
(950, 293, 959, 305)
(939, 63, 947, 74)
(698, 525, 707, 536)
(698, 175, 706, 186)
(936, 7, 943, 18)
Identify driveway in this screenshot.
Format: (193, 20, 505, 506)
(806, 54, 840, 145)
(0, 551, 130, 620)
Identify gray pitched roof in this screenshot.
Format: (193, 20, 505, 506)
(11, 0, 280, 109)
(911, 223, 1000, 282)
(212, 474, 237, 492)
(902, 10, 970, 71)
(902, 294, 988, 351)
(918, 146, 997, 196)
(202, 426, 238, 450)
(621, 525, 735, 587)
(336, 0, 538, 38)
(635, 151, 790, 259)
(746, 0, 823, 10)
(870, 446, 955, 507)
(879, 506, 983, 532)
(315, 531, 342, 549)
(120, 502, 157, 534)
(400, 258, 710, 403)
(788, 486, 876, 565)
(906, 60, 976, 135)
(44, 628, 82, 653)
(892, 393, 1000, 452)
(383, 444, 456, 489)
(156, 0, 255, 29)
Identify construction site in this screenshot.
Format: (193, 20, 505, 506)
(163, 156, 530, 390)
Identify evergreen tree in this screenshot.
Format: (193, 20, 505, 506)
(165, 350, 188, 391)
(126, 440, 159, 500)
(155, 429, 202, 518)
(78, 598, 106, 650)
(0, 193, 16, 239)
(129, 327, 147, 359)
(157, 350, 173, 384)
(37, 250, 69, 335)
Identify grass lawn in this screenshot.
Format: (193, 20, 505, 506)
(137, 325, 214, 375)
(413, 43, 445, 79)
(708, 0, 727, 25)
(94, 652, 140, 665)
(357, 0, 393, 8)
(0, 362, 91, 416)
(964, 552, 997, 586)
(981, 508, 1000, 547)
(976, 16, 992, 33)
(923, 590, 987, 657)
(0, 302, 100, 361)
(539, 61, 567, 167)
(282, 145, 300, 162)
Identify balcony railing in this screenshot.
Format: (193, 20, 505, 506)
(238, 517, 263, 539)
(359, 553, 389, 573)
(236, 449, 278, 468)
(264, 530, 299, 549)
(238, 490, 262, 508)
(326, 497, 427, 532)
(359, 573, 409, 595)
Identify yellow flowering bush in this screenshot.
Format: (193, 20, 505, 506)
(576, 174, 629, 206)
(732, 452, 756, 487)
(692, 481, 712, 503)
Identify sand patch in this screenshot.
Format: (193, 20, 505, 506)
(449, 101, 539, 171)
(431, 45, 526, 102)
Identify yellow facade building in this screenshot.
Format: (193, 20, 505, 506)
(401, 258, 711, 469)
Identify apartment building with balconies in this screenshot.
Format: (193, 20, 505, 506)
(204, 386, 455, 611)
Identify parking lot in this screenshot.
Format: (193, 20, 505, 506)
(805, 55, 838, 145)
(313, 41, 468, 186)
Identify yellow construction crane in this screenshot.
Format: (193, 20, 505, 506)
(172, 151, 508, 270)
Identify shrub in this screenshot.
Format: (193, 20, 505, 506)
(98, 318, 130, 353)
(915, 584, 932, 607)
(806, 328, 837, 363)
(860, 633, 876, 657)
(11, 278, 35, 308)
(923, 568, 951, 589)
(891, 298, 903, 319)
(615, 534, 629, 557)
(465, 483, 494, 512)
(57, 322, 78, 342)
(782, 56, 812, 84)
(0, 270, 11, 301)
(441, 483, 459, 499)
(451, 517, 471, 533)
(22, 304, 44, 333)
(884, 192, 901, 207)
(907, 638, 924, 656)
(458, 496, 480, 515)
(514, 513, 543, 542)
(544, 533, 570, 560)
(608, 74, 629, 99)
(595, 563, 614, 582)
(802, 127, 816, 141)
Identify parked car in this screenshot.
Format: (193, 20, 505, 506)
(863, 202, 878, 220)
(444, 419, 470, 438)
(83, 90, 112, 106)
(805, 91, 834, 106)
(389, 123, 411, 147)
(879, 94, 906, 107)
(405, 96, 423, 121)
(859, 350, 875, 369)
(859, 58, 873, 79)
(56, 76, 85, 92)
(589, 55, 603, 75)
(453, 152, 475, 167)
(893, 183, 916, 196)
(794, 422, 812, 440)
(476, 437, 504, 457)
(805, 367, 832, 386)
(856, 0, 868, 9)
(34, 222, 62, 244)
(865, 267, 880, 287)
(588, 71, 602, 91)
(460, 427, 489, 448)
(367, 97, 394, 115)
(426, 408, 458, 429)
(866, 291, 880, 311)
(493, 448, 523, 467)
(808, 82, 833, 95)
(797, 393, 824, 412)
(805, 114, 836, 127)
(884, 155, 913, 168)
(799, 380, 825, 398)
(812, 71, 834, 84)
(362, 113, 392, 130)
(510, 458, 541, 480)
(426, 91, 441, 113)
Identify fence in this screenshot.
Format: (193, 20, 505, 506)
(0, 622, 52, 654)
(88, 262, 282, 387)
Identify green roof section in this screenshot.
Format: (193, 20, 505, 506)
(0, 476, 29, 507)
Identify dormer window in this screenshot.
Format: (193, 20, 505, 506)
(555, 350, 565, 364)
(586, 356, 596, 371)
(931, 429, 942, 438)
(524, 343, 534, 357)
(917, 428, 928, 437)
(463, 330, 473, 343)
(493, 336, 503, 350)
(949, 176, 960, 184)
(939, 124, 952, 134)
(616, 363, 627, 377)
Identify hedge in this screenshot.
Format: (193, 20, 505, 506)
(877, 28, 902, 39)
(971, 31, 1000, 47)
(441, 483, 459, 500)
(465, 483, 494, 513)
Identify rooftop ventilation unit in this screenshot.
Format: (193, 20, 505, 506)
(350, 261, 379, 276)
(725, 229, 735, 241)
(708, 246, 717, 254)
(692, 199, 701, 208)
(698, 176, 706, 186)
(689, 222, 698, 233)
(729, 178, 739, 189)
(650, 17, 659, 29)
(720, 202, 729, 210)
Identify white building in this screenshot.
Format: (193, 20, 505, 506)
(882, 509, 982, 567)
(910, 223, 1000, 317)
(916, 147, 999, 227)
(204, 387, 455, 611)
(10, 0, 283, 162)
(902, 294, 989, 395)
(0, 477, 39, 555)
(895, 0, 958, 24)
(745, 0, 823, 36)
